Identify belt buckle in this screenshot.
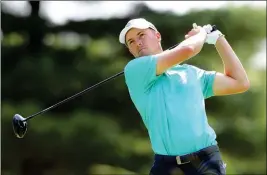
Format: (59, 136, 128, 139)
(176, 156, 190, 165)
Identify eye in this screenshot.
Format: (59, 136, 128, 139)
(140, 33, 145, 37)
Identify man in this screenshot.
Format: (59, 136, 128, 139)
(119, 18, 250, 175)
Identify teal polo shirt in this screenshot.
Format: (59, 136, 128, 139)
(124, 55, 218, 156)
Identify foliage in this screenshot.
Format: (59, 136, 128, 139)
(1, 2, 266, 174)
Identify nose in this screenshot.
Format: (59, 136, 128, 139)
(136, 39, 143, 47)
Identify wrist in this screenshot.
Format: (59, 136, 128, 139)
(215, 35, 227, 46)
(214, 34, 225, 45)
(205, 30, 224, 45)
(200, 29, 208, 43)
(217, 34, 225, 41)
(192, 28, 207, 42)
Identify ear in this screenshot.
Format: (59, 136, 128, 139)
(156, 32, 162, 42)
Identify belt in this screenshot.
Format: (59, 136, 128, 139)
(155, 145, 220, 165)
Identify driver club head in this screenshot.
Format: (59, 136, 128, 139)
(12, 114, 28, 138)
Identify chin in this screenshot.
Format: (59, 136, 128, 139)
(138, 51, 152, 57)
(138, 53, 148, 57)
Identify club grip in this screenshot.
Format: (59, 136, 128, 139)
(211, 25, 217, 32)
(167, 24, 218, 51)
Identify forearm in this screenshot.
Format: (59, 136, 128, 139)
(155, 29, 207, 75)
(215, 36, 250, 86)
(178, 30, 207, 57)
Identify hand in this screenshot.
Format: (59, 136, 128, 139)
(185, 23, 206, 39)
(203, 24, 224, 45)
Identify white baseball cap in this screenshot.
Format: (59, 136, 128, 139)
(119, 18, 158, 45)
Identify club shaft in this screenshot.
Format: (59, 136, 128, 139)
(24, 71, 124, 121)
(22, 24, 217, 122)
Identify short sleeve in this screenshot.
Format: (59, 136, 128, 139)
(188, 65, 217, 99)
(124, 55, 159, 93)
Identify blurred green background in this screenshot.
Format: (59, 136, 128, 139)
(1, 1, 266, 175)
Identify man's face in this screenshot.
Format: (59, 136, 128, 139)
(125, 28, 161, 58)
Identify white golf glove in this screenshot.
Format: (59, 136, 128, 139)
(203, 24, 224, 45)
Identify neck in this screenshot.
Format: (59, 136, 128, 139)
(135, 46, 163, 58)
(155, 48, 163, 54)
(154, 45, 163, 54)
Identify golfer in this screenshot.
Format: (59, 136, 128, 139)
(119, 18, 249, 175)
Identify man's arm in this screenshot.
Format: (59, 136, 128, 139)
(155, 26, 207, 75)
(213, 36, 250, 96)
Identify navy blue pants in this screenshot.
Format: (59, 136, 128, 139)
(149, 145, 226, 175)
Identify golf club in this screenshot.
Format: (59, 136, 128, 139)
(12, 25, 217, 139)
(12, 71, 124, 138)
